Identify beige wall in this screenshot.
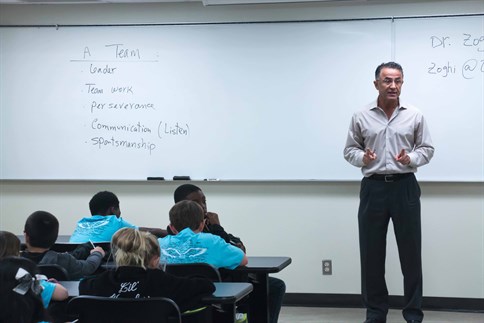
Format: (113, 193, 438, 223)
(1, 0, 483, 299)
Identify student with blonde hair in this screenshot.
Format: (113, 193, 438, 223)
(111, 226, 162, 269)
(79, 228, 215, 312)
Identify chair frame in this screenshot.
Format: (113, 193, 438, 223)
(67, 295, 182, 323)
(37, 264, 69, 281)
(165, 262, 222, 282)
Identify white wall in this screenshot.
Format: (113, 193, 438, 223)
(1, 0, 483, 299)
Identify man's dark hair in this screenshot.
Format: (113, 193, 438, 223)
(169, 200, 204, 232)
(375, 61, 404, 80)
(174, 184, 201, 203)
(24, 211, 59, 248)
(89, 191, 119, 216)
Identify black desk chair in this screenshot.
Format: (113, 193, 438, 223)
(38, 264, 69, 281)
(166, 263, 246, 323)
(67, 295, 182, 323)
(165, 263, 222, 282)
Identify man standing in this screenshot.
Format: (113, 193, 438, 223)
(344, 62, 434, 323)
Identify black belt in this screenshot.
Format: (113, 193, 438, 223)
(368, 173, 413, 182)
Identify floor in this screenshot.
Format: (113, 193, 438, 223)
(278, 306, 484, 323)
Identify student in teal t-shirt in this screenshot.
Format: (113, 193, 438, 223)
(70, 191, 166, 243)
(159, 200, 248, 269)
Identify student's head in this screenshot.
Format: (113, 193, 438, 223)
(24, 211, 59, 249)
(89, 191, 121, 217)
(0, 256, 46, 323)
(0, 231, 20, 259)
(111, 228, 160, 269)
(174, 184, 207, 213)
(169, 200, 205, 233)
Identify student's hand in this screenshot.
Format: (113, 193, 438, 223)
(395, 149, 411, 165)
(205, 212, 221, 226)
(47, 278, 59, 284)
(363, 148, 377, 165)
(90, 246, 106, 257)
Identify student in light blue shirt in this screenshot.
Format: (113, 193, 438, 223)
(159, 200, 248, 269)
(70, 191, 166, 243)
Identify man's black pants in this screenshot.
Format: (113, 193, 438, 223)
(358, 173, 424, 322)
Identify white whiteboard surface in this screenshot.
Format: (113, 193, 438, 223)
(0, 16, 482, 181)
(394, 16, 484, 182)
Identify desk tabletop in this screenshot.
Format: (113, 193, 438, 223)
(103, 256, 292, 273)
(236, 256, 292, 273)
(202, 282, 252, 304)
(60, 281, 252, 304)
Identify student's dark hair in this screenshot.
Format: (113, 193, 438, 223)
(375, 61, 404, 80)
(174, 184, 201, 203)
(0, 256, 47, 323)
(0, 231, 21, 259)
(24, 211, 59, 249)
(89, 191, 119, 215)
(169, 200, 205, 232)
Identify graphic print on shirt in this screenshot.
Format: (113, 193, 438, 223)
(161, 243, 208, 264)
(73, 218, 110, 238)
(110, 280, 141, 298)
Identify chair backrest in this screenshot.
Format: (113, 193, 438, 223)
(37, 264, 69, 281)
(50, 242, 80, 253)
(165, 263, 222, 282)
(67, 295, 182, 323)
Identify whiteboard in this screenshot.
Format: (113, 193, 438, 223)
(394, 16, 484, 182)
(0, 16, 482, 181)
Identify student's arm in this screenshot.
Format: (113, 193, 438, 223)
(239, 254, 248, 267)
(51, 283, 69, 301)
(204, 211, 246, 251)
(139, 227, 168, 238)
(54, 248, 104, 280)
(206, 222, 246, 252)
(209, 235, 247, 270)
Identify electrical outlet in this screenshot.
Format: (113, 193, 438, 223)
(322, 259, 332, 275)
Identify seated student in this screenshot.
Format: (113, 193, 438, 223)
(79, 227, 215, 313)
(0, 230, 22, 259)
(0, 256, 48, 323)
(170, 184, 286, 323)
(169, 184, 245, 251)
(0, 230, 69, 310)
(20, 211, 106, 281)
(159, 200, 248, 269)
(70, 190, 167, 243)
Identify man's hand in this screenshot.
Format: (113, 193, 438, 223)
(205, 212, 221, 226)
(363, 148, 377, 165)
(395, 149, 411, 165)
